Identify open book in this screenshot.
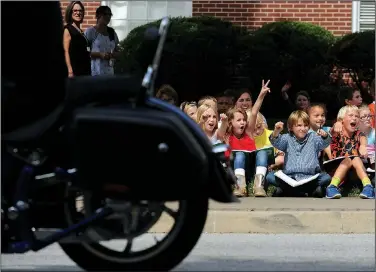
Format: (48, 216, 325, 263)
(274, 171, 320, 187)
(323, 155, 357, 165)
(232, 146, 274, 153)
(323, 155, 357, 172)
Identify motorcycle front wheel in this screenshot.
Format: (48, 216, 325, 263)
(60, 192, 208, 271)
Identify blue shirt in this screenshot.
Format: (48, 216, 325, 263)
(269, 131, 332, 181)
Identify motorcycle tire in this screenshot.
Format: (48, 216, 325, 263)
(59, 196, 208, 271)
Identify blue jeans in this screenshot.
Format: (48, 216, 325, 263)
(266, 172, 331, 188)
(234, 152, 246, 169)
(255, 150, 269, 167)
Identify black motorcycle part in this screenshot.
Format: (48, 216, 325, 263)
(70, 107, 209, 200)
(60, 196, 208, 271)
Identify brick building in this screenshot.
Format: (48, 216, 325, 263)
(60, 0, 375, 41)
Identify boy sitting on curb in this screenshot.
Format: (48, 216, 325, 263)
(326, 105, 375, 199)
(266, 111, 332, 197)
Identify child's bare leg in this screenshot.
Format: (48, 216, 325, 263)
(352, 157, 369, 181)
(330, 158, 352, 185)
(326, 158, 352, 199)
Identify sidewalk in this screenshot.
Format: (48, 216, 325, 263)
(149, 198, 375, 234)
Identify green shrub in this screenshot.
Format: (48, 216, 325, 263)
(115, 18, 373, 118)
(242, 21, 335, 90)
(115, 16, 250, 101)
(330, 31, 375, 96)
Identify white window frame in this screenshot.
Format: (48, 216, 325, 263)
(352, 0, 375, 32)
(352, 1, 360, 32)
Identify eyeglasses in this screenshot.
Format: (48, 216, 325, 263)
(360, 114, 374, 120)
(73, 9, 83, 13)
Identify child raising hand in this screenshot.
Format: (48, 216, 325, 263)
(267, 111, 332, 197)
(221, 80, 271, 197)
(196, 104, 227, 145)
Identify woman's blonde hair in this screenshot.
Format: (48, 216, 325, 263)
(287, 110, 310, 131)
(337, 105, 359, 121)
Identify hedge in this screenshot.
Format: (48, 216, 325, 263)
(115, 17, 375, 118)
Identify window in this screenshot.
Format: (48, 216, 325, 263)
(352, 0, 375, 32)
(101, 1, 192, 41)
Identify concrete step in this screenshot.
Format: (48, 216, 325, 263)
(149, 198, 375, 234)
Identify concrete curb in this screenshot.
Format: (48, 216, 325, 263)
(149, 210, 375, 234)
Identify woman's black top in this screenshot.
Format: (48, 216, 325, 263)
(64, 24, 91, 76)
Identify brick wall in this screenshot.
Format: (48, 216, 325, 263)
(192, 0, 352, 36)
(60, 1, 101, 30)
(60, 0, 353, 35)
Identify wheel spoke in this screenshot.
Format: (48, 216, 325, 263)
(162, 204, 178, 219)
(123, 239, 133, 254)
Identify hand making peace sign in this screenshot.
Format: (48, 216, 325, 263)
(260, 79, 271, 95)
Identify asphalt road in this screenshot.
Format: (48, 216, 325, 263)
(2, 234, 375, 271)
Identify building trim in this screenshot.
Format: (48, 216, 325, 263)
(352, 0, 360, 32)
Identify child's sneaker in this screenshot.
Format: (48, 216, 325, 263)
(359, 184, 375, 199)
(326, 185, 342, 199)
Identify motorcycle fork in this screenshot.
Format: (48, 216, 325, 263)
(5, 165, 114, 253)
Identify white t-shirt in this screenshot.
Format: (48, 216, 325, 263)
(84, 27, 119, 76)
(210, 131, 222, 145)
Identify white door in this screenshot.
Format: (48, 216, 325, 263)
(102, 0, 192, 41)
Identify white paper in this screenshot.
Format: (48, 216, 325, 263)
(274, 171, 320, 188)
(323, 155, 357, 165)
(232, 146, 274, 153)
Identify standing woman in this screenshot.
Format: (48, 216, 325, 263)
(63, 1, 91, 77)
(84, 6, 120, 76)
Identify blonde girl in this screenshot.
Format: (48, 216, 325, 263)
(250, 112, 285, 196)
(198, 95, 218, 118)
(196, 104, 226, 145)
